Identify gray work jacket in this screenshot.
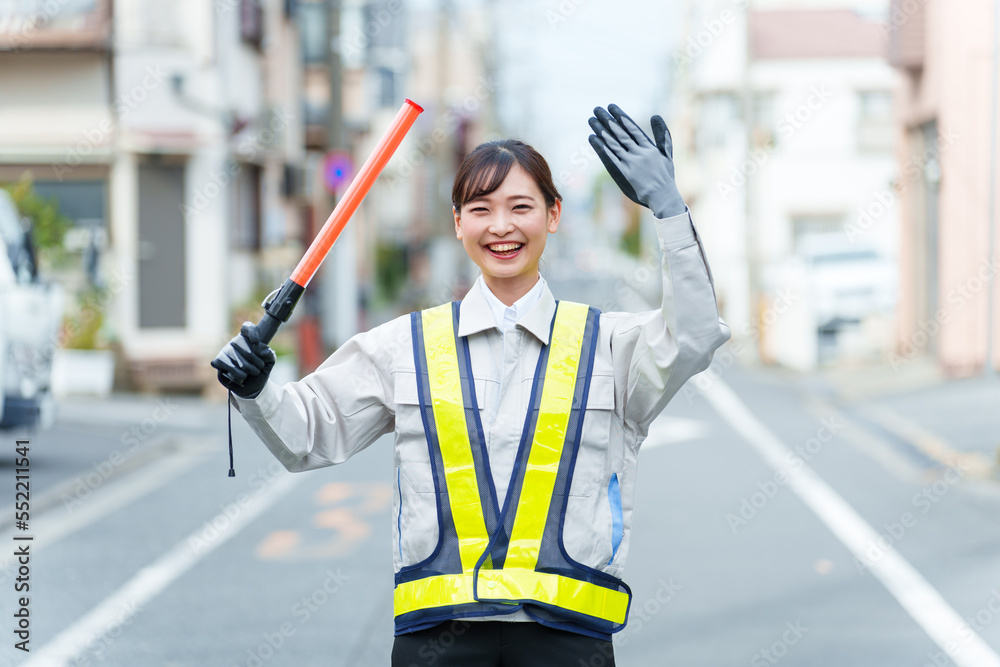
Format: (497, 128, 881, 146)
(233, 208, 730, 588)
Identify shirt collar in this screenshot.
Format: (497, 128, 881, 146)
(480, 274, 544, 331)
(458, 274, 556, 345)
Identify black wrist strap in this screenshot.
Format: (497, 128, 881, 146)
(227, 389, 236, 477)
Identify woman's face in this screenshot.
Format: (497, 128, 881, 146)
(454, 164, 561, 290)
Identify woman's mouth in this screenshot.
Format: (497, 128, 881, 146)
(486, 242, 524, 259)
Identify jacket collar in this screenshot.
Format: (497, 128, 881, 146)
(458, 275, 556, 345)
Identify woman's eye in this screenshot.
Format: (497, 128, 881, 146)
(470, 207, 488, 213)
(514, 205, 531, 211)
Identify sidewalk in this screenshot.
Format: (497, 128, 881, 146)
(795, 357, 999, 477)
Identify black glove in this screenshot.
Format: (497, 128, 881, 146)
(588, 104, 686, 219)
(211, 322, 275, 399)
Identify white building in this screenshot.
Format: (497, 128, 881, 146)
(671, 0, 899, 369)
(0, 0, 304, 391)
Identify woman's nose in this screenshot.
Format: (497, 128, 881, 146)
(488, 212, 515, 235)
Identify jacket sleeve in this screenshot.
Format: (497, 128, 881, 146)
(608, 207, 731, 434)
(230, 318, 399, 472)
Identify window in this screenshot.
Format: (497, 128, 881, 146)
(376, 66, 396, 109)
(792, 214, 844, 245)
(233, 165, 261, 250)
(857, 90, 894, 152)
(696, 92, 740, 149)
(240, 0, 263, 48)
(299, 2, 327, 64)
(31, 180, 106, 228)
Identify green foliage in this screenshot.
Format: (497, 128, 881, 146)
(619, 206, 642, 258)
(1, 175, 72, 266)
(61, 288, 106, 350)
(375, 241, 409, 303)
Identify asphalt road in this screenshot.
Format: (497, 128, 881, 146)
(1, 358, 999, 667)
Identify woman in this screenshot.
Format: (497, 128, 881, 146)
(212, 104, 730, 666)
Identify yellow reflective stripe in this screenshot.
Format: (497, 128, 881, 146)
(394, 573, 476, 616)
(421, 304, 489, 572)
(476, 569, 629, 625)
(505, 302, 589, 570)
(393, 570, 628, 625)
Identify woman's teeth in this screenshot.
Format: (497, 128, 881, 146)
(488, 243, 523, 256)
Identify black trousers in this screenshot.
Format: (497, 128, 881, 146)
(391, 620, 616, 667)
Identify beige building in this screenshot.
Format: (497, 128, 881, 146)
(889, 0, 1000, 376)
(0, 0, 304, 391)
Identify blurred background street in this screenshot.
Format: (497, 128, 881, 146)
(1, 0, 999, 665)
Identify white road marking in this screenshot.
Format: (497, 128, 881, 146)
(0, 442, 203, 572)
(642, 416, 710, 450)
(702, 378, 1000, 667)
(22, 472, 301, 667)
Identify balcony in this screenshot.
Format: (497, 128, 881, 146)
(0, 0, 111, 51)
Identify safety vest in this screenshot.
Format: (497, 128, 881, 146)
(394, 299, 632, 639)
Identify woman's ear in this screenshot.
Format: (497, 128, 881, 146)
(547, 199, 562, 233)
(453, 206, 463, 239)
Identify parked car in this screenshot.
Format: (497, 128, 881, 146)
(0, 189, 63, 429)
(796, 233, 897, 329)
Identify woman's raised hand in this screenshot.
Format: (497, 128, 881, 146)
(588, 104, 686, 219)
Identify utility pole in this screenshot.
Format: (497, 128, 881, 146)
(321, 0, 357, 349)
(987, 0, 999, 377)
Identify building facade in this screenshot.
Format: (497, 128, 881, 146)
(888, 0, 1000, 376)
(672, 0, 900, 370)
(0, 0, 304, 391)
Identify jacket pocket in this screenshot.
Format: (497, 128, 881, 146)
(393, 370, 488, 494)
(568, 373, 616, 497)
(393, 371, 435, 493)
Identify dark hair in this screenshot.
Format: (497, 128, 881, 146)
(452, 139, 562, 211)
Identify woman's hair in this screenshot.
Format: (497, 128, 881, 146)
(452, 139, 562, 211)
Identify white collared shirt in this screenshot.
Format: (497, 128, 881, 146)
(479, 273, 546, 333)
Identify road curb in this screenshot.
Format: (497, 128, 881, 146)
(854, 403, 996, 480)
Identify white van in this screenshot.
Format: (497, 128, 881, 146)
(0, 190, 63, 430)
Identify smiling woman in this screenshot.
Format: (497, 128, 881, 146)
(452, 140, 563, 306)
(215, 105, 731, 667)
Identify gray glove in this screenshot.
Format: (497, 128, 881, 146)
(588, 104, 686, 219)
(211, 322, 275, 399)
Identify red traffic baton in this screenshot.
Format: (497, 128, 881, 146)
(245, 98, 423, 348)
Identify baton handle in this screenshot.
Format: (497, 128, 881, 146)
(255, 278, 305, 344)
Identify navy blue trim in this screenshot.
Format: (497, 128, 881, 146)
(471, 310, 554, 600)
(522, 606, 614, 641)
(397, 309, 448, 579)
(397, 467, 403, 561)
(453, 301, 503, 545)
(394, 603, 524, 636)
